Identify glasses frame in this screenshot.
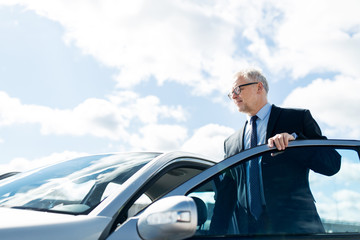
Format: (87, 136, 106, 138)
(227, 82, 259, 99)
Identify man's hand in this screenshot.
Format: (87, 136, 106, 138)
(268, 133, 295, 151)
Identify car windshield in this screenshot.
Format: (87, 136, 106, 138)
(0, 152, 160, 214)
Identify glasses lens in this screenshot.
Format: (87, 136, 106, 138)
(234, 86, 241, 95)
(228, 86, 240, 99)
(228, 82, 258, 99)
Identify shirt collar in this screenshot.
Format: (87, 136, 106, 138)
(247, 103, 271, 121)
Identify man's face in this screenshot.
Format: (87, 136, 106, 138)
(230, 76, 259, 115)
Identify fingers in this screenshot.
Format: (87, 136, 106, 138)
(268, 134, 286, 150)
(268, 133, 295, 151)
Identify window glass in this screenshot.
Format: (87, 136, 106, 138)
(188, 145, 360, 236)
(115, 163, 207, 226)
(310, 149, 360, 233)
(0, 153, 158, 214)
(127, 194, 152, 218)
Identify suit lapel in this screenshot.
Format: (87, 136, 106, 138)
(266, 105, 282, 140)
(238, 121, 247, 152)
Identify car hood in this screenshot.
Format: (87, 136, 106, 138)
(0, 207, 112, 240)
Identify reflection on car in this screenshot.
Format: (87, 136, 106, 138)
(0, 172, 19, 180)
(0, 140, 360, 240)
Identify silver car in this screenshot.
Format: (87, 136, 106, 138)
(0, 151, 217, 240)
(1, 140, 360, 240)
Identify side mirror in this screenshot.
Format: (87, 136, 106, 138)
(137, 196, 197, 240)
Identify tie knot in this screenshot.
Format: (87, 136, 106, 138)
(250, 115, 258, 124)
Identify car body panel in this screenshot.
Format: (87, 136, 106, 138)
(0, 207, 111, 240)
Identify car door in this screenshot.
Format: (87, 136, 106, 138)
(165, 140, 360, 239)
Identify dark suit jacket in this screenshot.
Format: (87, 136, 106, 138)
(220, 105, 341, 234)
(224, 105, 328, 158)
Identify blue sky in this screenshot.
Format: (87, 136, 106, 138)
(0, 0, 359, 172)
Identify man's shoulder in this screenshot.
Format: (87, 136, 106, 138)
(225, 128, 242, 143)
(224, 129, 243, 158)
(272, 105, 310, 115)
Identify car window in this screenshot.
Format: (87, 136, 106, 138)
(310, 149, 360, 233)
(0, 153, 159, 214)
(113, 160, 211, 228)
(126, 167, 204, 215)
(127, 194, 152, 218)
(188, 145, 360, 237)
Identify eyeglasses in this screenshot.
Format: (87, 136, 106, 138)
(227, 82, 259, 99)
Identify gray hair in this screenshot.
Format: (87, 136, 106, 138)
(234, 68, 269, 93)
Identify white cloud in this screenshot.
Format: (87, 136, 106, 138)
(282, 75, 360, 139)
(336, 160, 360, 185)
(0, 91, 186, 140)
(181, 124, 234, 160)
(310, 152, 360, 222)
(318, 189, 360, 223)
(315, 189, 360, 222)
(0, 0, 250, 96)
(244, 0, 360, 79)
(0, 151, 87, 174)
(1, 0, 359, 91)
(0, 123, 234, 173)
(127, 123, 234, 160)
(129, 124, 188, 152)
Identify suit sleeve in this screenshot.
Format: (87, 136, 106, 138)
(296, 110, 326, 140)
(297, 110, 341, 176)
(223, 129, 244, 159)
(224, 139, 229, 159)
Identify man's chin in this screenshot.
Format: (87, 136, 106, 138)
(238, 108, 246, 113)
(236, 105, 245, 112)
(237, 107, 249, 115)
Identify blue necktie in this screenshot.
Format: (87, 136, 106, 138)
(248, 115, 262, 219)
